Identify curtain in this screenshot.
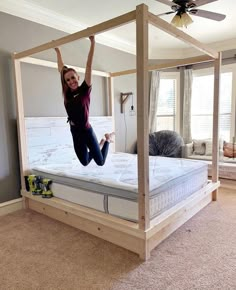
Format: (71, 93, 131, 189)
(183, 68, 193, 143)
(149, 70, 160, 133)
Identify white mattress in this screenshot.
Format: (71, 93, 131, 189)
(32, 152, 208, 221)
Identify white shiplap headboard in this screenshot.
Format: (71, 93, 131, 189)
(25, 116, 114, 167)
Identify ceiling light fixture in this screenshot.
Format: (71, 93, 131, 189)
(171, 12, 193, 28)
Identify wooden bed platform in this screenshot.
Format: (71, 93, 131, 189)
(21, 180, 219, 259)
(13, 4, 221, 260)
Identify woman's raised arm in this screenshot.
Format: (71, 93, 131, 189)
(84, 36, 95, 86)
(54, 47, 65, 73)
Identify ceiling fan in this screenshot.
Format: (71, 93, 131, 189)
(155, 0, 226, 28)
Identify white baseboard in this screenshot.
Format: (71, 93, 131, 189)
(0, 198, 23, 216)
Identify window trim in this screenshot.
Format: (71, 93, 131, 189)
(157, 71, 180, 133)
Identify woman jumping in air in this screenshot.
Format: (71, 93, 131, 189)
(54, 36, 114, 166)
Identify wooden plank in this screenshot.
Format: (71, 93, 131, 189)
(22, 196, 29, 209)
(13, 10, 136, 59)
(148, 55, 214, 71)
(29, 199, 144, 255)
(21, 190, 143, 238)
(107, 77, 114, 116)
(139, 240, 150, 261)
(212, 52, 222, 200)
(107, 76, 116, 152)
(12, 58, 30, 189)
(23, 181, 219, 260)
(148, 12, 218, 59)
(110, 55, 214, 77)
(111, 68, 137, 77)
(148, 181, 219, 238)
(20, 57, 110, 77)
(148, 188, 213, 251)
(136, 4, 150, 233)
(147, 182, 219, 252)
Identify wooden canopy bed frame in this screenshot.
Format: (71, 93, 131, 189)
(13, 4, 221, 260)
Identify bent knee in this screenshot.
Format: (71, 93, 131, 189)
(95, 160, 105, 166)
(79, 159, 90, 166)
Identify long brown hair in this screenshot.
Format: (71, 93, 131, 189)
(60, 66, 78, 102)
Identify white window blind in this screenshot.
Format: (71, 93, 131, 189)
(156, 78, 177, 131)
(191, 72, 232, 141)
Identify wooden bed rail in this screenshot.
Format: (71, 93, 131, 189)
(20, 57, 110, 78)
(21, 181, 219, 260)
(13, 10, 136, 60)
(110, 55, 214, 77)
(148, 12, 218, 59)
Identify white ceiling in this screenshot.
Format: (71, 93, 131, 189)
(1, 0, 236, 58)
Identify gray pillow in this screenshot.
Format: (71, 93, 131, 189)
(193, 139, 206, 155)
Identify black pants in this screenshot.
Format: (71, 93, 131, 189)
(70, 125, 109, 166)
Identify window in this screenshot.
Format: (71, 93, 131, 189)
(191, 68, 233, 141)
(156, 72, 180, 132)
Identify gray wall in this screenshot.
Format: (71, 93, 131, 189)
(0, 51, 20, 202)
(21, 63, 108, 117)
(0, 11, 136, 203)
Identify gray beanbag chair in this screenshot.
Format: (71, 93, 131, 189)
(149, 130, 184, 157)
(135, 130, 184, 158)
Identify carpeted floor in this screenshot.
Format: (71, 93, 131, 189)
(0, 189, 235, 290)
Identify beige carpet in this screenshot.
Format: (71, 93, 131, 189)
(0, 189, 235, 290)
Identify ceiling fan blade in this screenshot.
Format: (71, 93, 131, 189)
(157, 11, 175, 17)
(154, 0, 180, 8)
(191, 0, 218, 8)
(189, 9, 226, 21)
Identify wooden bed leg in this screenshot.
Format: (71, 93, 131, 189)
(139, 251, 150, 261)
(22, 196, 29, 209)
(139, 240, 150, 261)
(212, 189, 218, 201)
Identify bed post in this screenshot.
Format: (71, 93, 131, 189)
(107, 76, 113, 117)
(212, 52, 222, 201)
(136, 4, 150, 260)
(108, 75, 116, 152)
(12, 56, 30, 208)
